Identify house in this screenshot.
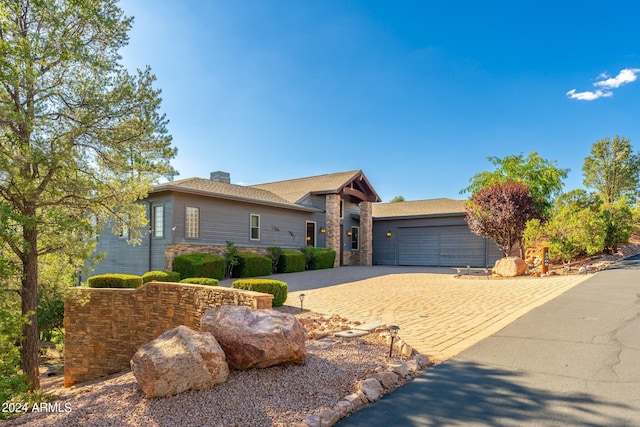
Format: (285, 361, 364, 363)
(91, 170, 503, 276)
(372, 199, 502, 267)
(91, 170, 381, 276)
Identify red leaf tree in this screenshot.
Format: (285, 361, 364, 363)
(465, 181, 541, 257)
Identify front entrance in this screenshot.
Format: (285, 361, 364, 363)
(306, 221, 316, 247)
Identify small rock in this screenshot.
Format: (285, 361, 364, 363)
(414, 354, 431, 368)
(405, 359, 420, 372)
(344, 393, 364, 410)
(302, 414, 321, 427)
(335, 400, 353, 418)
(372, 371, 399, 389)
(357, 378, 383, 402)
(401, 343, 414, 357)
(387, 362, 409, 378)
(319, 408, 341, 427)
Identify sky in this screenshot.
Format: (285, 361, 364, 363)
(117, 0, 640, 202)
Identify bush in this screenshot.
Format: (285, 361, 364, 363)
(278, 249, 306, 273)
(224, 241, 240, 278)
(173, 253, 225, 280)
(266, 247, 283, 273)
(307, 247, 336, 270)
(87, 274, 142, 288)
(232, 279, 288, 307)
(142, 270, 181, 283)
(232, 252, 272, 278)
(179, 277, 219, 286)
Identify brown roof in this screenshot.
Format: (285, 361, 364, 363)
(152, 178, 318, 212)
(373, 198, 468, 218)
(252, 170, 380, 203)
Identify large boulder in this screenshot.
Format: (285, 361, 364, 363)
(131, 325, 229, 398)
(200, 305, 306, 369)
(493, 257, 528, 277)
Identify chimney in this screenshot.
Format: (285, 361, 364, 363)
(210, 171, 230, 183)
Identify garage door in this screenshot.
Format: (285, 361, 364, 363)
(397, 225, 490, 267)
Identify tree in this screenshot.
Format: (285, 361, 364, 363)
(465, 181, 541, 257)
(582, 136, 640, 204)
(0, 0, 177, 390)
(462, 152, 569, 217)
(390, 195, 405, 203)
(600, 200, 635, 253)
(524, 190, 606, 263)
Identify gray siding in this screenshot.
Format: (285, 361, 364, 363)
(172, 193, 315, 249)
(90, 194, 174, 276)
(373, 215, 502, 268)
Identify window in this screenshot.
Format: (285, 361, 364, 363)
(351, 226, 359, 250)
(119, 213, 129, 239)
(250, 214, 260, 240)
(340, 199, 344, 219)
(185, 206, 199, 239)
(153, 205, 164, 238)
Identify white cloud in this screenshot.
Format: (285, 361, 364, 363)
(566, 89, 613, 101)
(567, 68, 640, 101)
(593, 68, 640, 89)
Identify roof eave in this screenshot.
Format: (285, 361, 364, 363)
(151, 185, 320, 213)
(373, 212, 466, 221)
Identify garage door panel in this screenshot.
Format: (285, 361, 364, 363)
(397, 225, 489, 267)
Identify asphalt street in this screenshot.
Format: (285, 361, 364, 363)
(338, 254, 640, 426)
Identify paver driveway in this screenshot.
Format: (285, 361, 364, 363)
(276, 267, 591, 363)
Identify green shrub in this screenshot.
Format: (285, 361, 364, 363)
(266, 246, 283, 273)
(310, 248, 336, 270)
(173, 253, 225, 280)
(232, 279, 288, 307)
(179, 277, 219, 286)
(86, 274, 142, 288)
(299, 246, 313, 270)
(232, 252, 272, 278)
(278, 249, 306, 273)
(142, 270, 181, 283)
(224, 241, 240, 278)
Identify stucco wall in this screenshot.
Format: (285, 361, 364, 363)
(63, 282, 273, 386)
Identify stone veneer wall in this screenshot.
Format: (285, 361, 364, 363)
(359, 201, 373, 266)
(63, 281, 273, 387)
(325, 194, 341, 268)
(164, 244, 269, 271)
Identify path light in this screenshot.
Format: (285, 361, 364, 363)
(388, 325, 400, 357)
(299, 293, 305, 312)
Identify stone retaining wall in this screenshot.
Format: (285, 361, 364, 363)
(63, 281, 273, 387)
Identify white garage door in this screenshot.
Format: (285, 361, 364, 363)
(397, 225, 489, 267)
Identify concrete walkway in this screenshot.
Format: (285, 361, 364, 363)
(228, 266, 592, 363)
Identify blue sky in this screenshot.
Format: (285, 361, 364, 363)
(118, 0, 640, 202)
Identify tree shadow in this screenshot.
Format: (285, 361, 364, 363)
(603, 253, 640, 271)
(338, 360, 635, 426)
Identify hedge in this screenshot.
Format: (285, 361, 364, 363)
(232, 279, 288, 307)
(87, 274, 143, 289)
(173, 253, 225, 280)
(232, 252, 272, 278)
(142, 270, 181, 283)
(179, 277, 219, 286)
(278, 249, 306, 273)
(310, 248, 336, 270)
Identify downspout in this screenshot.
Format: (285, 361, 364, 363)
(141, 200, 152, 272)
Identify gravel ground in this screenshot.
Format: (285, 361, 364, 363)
(4, 312, 412, 427)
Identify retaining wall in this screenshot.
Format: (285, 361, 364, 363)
(63, 281, 273, 386)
